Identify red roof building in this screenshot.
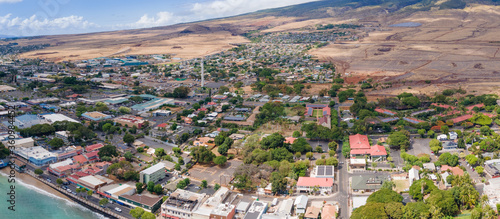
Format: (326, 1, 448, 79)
(157, 123, 168, 128)
(375, 108, 397, 116)
(441, 165, 464, 176)
(284, 137, 297, 144)
(86, 143, 104, 152)
(466, 103, 485, 111)
(450, 115, 473, 124)
(296, 177, 334, 193)
(73, 155, 88, 165)
(349, 134, 370, 150)
(431, 103, 456, 110)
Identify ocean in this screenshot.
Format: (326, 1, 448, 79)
(0, 171, 106, 219)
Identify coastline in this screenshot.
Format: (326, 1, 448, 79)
(0, 168, 73, 202)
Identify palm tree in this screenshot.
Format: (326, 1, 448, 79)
(75, 188, 81, 197)
(99, 198, 109, 208)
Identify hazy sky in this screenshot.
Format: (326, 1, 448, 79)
(0, 0, 318, 36)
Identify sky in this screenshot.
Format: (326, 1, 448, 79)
(0, 0, 319, 36)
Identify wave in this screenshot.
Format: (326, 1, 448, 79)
(0, 171, 108, 219)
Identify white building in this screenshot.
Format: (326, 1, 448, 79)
(161, 189, 207, 219)
(294, 195, 308, 214)
(2, 137, 34, 148)
(409, 167, 420, 186)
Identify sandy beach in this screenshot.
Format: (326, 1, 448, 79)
(1, 168, 74, 202)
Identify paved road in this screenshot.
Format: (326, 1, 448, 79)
(335, 142, 349, 219)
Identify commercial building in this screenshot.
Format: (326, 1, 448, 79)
(311, 165, 335, 180)
(48, 159, 79, 177)
(192, 187, 231, 219)
(119, 194, 163, 213)
(262, 199, 294, 219)
(152, 110, 172, 116)
(296, 177, 334, 194)
(161, 189, 207, 219)
(41, 113, 80, 124)
(140, 162, 166, 184)
(114, 115, 146, 128)
(243, 201, 268, 219)
(349, 134, 387, 161)
(131, 97, 175, 111)
(483, 177, 500, 210)
(55, 131, 71, 144)
(77, 175, 113, 190)
(350, 159, 366, 170)
(14, 146, 57, 166)
(81, 111, 112, 121)
(210, 203, 236, 219)
(351, 174, 388, 193)
(101, 184, 136, 200)
(2, 137, 34, 148)
(86, 143, 104, 152)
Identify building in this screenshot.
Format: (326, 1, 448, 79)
(161, 189, 207, 219)
(192, 187, 231, 219)
(375, 108, 397, 116)
(423, 163, 436, 171)
(409, 167, 420, 185)
(304, 206, 320, 219)
(311, 165, 335, 179)
(243, 201, 268, 219)
(210, 203, 236, 219)
(48, 159, 78, 177)
(77, 175, 111, 190)
(484, 159, 500, 178)
(483, 177, 500, 210)
(350, 159, 366, 170)
(102, 184, 136, 200)
(352, 174, 387, 193)
(0, 85, 16, 92)
(114, 115, 146, 128)
(119, 194, 163, 213)
(236, 202, 251, 214)
(321, 204, 337, 219)
(55, 131, 71, 144)
(81, 111, 112, 121)
(2, 137, 34, 148)
(140, 162, 166, 184)
(294, 195, 308, 214)
(14, 146, 57, 166)
(440, 165, 464, 176)
(86, 143, 104, 152)
(131, 97, 175, 111)
(349, 134, 387, 161)
(402, 117, 426, 124)
(152, 110, 172, 116)
(41, 113, 80, 124)
(296, 177, 334, 194)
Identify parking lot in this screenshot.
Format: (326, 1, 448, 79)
(188, 160, 242, 186)
(406, 138, 432, 156)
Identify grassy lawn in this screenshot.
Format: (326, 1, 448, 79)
(312, 109, 323, 117)
(394, 180, 410, 193)
(455, 210, 472, 218)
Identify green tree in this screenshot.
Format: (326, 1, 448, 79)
(56, 178, 64, 187)
(292, 131, 301, 138)
(270, 172, 287, 194)
(305, 152, 314, 159)
(409, 178, 437, 201)
(214, 183, 221, 191)
(118, 106, 131, 114)
(475, 166, 484, 175)
(403, 202, 430, 219)
(123, 133, 135, 145)
(136, 182, 144, 194)
(441, 125, 450, 134)
(201, 180, 208, 189)
(141, 211, 156, 219)
(213, 156, 228, 166)
(427, 190, 459, 217)
(49, 137, 65, 149)
(147, 181, 155, 192)
(98, 145, 118, 158)
(418, 129, 426, 137)
(260, 133, 285, 150)
(129, 207, 145, 219)
(385, 202, 404, 219)
(352, 202, 388, 219)
(34, 168, 43, 175)
(381, 181, 396, 190)
(191, 146, 216, 164)
(439, 152, 459, 167)
(124, 151, 134, 161)
(99, 198, 109, 206)
(388, 131, 410, 150)
(153, 184, 163, 194)
(367, 188, 403, 203)
(87, 190, 93, 199)
(430, 139, 442, 154)
(291, 138, 309, 153)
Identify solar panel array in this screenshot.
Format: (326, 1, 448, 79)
(316, 165, 333, 176)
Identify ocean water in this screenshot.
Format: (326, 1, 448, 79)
(0, 171, 106, 219)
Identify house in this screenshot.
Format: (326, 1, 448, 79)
(193, 137, 215, 147)
(484, 159, 500, 178)
(304, 206, 320, 219)
(294, 195, 308, 214)
(284, 137, 297, 144)
(423, 163, 436, 171)
(375, 108, 397, 116)
(317, 116, 331, 129)
(321, 204, 337, 219)
(442, 141, 458, 150)
(437, 134, 448, 141)
(409, 167, 420, 185)
(350, 159, 366, 170)
(440, 165, 464, 176)
(449, 132, 458, 140)
(296, 177, 334, 194)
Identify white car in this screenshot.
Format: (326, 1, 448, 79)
(115, 207, 122, 212)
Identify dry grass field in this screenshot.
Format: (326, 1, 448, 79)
(310, 5, 500, 97)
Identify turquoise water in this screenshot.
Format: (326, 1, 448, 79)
(0, 171, 106, 219)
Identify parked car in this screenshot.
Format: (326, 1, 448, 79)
(115, 207, 122, 212)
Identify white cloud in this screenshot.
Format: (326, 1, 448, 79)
(0, 0, 22, 3)
(0, 14, 98, 36)
(191, 0, 318, 18)
(125, 11, 176, 29)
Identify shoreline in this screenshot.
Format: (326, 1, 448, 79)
(0, 168, 73, 202)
